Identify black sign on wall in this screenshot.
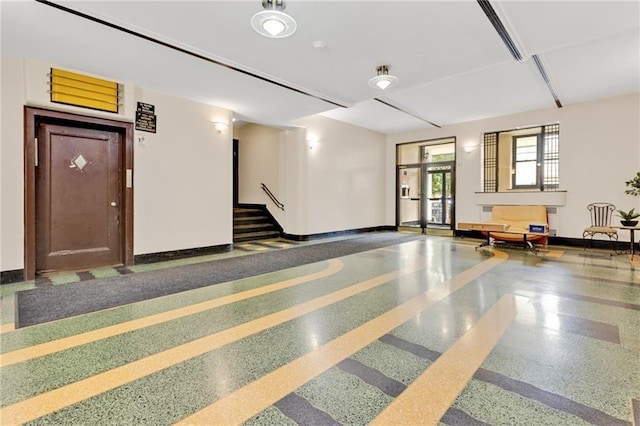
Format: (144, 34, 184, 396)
(135, 102, 157, 133)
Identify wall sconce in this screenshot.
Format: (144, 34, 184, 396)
(463, 145, 477, 153)
(212, 122, 228, 133)
(307, 138, 318, 149)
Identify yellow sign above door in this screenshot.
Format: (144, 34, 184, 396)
(50, 68, 120, 113)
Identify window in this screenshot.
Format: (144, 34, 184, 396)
(482, 123, 559, 192)
(512, 134, 540, 188)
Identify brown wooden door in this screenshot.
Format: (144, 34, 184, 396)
(36, 123, 122, 273)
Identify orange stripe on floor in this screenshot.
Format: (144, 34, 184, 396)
(177, 255, 507, 425)
(0, 260, 343, 366)
(0, 259, 428, 424)
(0, 259, 344, 367)
(372, 294, 520, 425)
(0, 322, 16, 334)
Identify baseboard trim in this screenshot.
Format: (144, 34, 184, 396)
(1, 269, 25, 285)
(134, 243, 233, 265)
(283, 226, 397, 242)
(2, 230, 626, 284)
(454, 230, 625, 250)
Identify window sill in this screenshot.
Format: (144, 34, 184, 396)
(475, 190, 567, 206)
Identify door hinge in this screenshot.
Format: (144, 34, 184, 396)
(34, 138, 38, 167)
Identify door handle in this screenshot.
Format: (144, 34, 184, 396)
(110, 202, 117, 207)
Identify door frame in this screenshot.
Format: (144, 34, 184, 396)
(233, 138, 239, 207)
(424, 161, 455, 227)
(395, 137, 456, 232)
(396, 164, 425, 229)
(24, 107, 134, 280)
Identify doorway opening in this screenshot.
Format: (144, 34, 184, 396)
(396, 138, 456, 235)
(24, 107, 134, 280)
(233, 138, 239, 207)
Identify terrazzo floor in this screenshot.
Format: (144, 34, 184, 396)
(0, 235, 639, 425)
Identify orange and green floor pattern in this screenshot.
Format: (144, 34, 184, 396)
(1, 235, 639, 425)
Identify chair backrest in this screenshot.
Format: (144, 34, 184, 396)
(587, 202, 616, 227)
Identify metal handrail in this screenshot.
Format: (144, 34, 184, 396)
(260, 183, 284, 211)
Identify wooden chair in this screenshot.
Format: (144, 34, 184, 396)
(583, 203, 618, 253)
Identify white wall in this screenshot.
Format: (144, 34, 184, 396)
(291, 115, 387, 236)
(386, 93, 640, 240)
(133, 89, 232, 255)
(0, 57, 233, 271)
(282, 127, 308, 235)
(236, 123, 286, 226)
(236, 116, 387, 237)
(0, 57, 26, 271)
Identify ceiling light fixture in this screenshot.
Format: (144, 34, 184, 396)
(368, 65, 399, 90)
(251, 0, 297, 38)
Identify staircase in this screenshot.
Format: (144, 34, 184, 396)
(233, 206, 281, 242)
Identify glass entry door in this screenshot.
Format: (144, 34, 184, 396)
(396, 140, 455, 233)
(425, 162, 453, 227)
(398, 166, 424, 229)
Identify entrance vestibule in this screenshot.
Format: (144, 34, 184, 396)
(397, 138, 456, 234)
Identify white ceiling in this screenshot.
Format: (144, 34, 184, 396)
(2, 1, 639, 134)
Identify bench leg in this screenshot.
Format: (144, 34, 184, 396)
(476, 232, 492, 251)
(523, 235, 538, 255)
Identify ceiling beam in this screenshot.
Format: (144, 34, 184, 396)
(374, 99, 441, 128)
(476, 0, 524, 62)
(532, 55, 563, 108)
(477, 0, 562, 108)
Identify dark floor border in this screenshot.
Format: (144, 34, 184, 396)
(16, 232, 423, 327)
(284, 226, 397, 242)
(455, 230, 629, 251)
(2, 227, 393, 284)
(133, 243, 233, 265)
(3, 228, 629, 284)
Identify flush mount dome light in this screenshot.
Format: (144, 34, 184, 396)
(251, 0, 297, 38)
(368, 65, 399, 90)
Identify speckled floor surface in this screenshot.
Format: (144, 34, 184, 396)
(1, 235, 639, 425)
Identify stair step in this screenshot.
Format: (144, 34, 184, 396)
(234, 216, 269, 224)
(234, 208, 262, 213)
(234, 223, 277, 234)
(233, 206, 281, 242)
(234, 230, 280, 242)
(233, 209, 265, 218)
(234, 222, 274, 229)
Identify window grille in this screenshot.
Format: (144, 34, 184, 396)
(483, 132, 498, 192)
(542, 124, 560, 190)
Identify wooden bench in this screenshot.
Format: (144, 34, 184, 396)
(459, 205, 549, 253)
